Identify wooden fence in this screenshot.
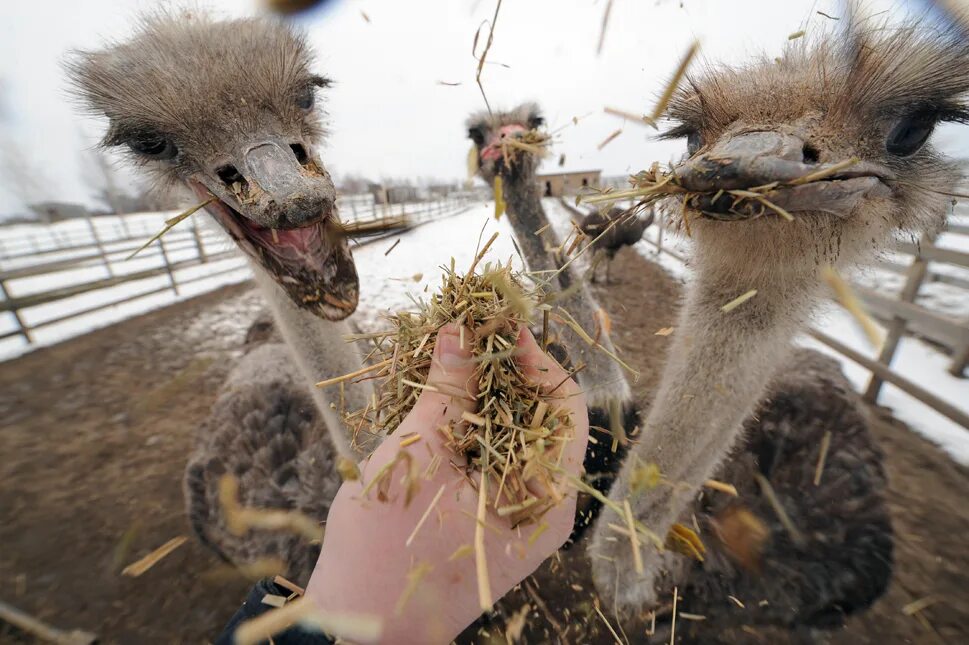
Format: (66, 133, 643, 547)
(0, 193, 473, 347)
(559, 197, 969, 431)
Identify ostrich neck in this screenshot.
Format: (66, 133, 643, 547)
(503, 172, 561, 278)
(610, 262, 821, 536)
(501, 171, 631, 405)
(251, 264, 372, 458)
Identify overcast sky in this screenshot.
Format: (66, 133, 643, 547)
(0, 0, 964, 215)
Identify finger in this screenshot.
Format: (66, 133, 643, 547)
(401, 323, 479, 434)
(514, 327, 575, 395)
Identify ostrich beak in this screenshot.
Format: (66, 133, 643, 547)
(481, 124, 528, 162)
(189, 140, 358, 321)
(674, 131, 893, 220)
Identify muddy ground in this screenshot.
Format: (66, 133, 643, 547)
(0, 249, 967, 643)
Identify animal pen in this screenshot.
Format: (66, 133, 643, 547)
(563, 197, 969, 432)
(0, 193, 474, 354)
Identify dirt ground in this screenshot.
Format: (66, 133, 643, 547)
(0, 249, 967, 643)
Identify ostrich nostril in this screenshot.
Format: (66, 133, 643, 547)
(802, 142, 820, 164)
(290, 143, 310, 166)
(217, 164, 248, 189)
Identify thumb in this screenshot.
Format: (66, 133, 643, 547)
(404, 323, 479, 433)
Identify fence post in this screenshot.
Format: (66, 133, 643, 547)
(950, 338, 969, 378)
(158, 236, 180, 296)
(84, 215, 115, 278)
(191, 218, 208, 263)
(0, 278, 31, 344)
(863, 235, 932, 402)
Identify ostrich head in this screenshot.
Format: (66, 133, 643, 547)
(663, 22, 968, 281)
(67, 13, 358, 320)
(466, 102, 546, 185)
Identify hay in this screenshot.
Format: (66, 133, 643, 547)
(821, 266, 884, 348)
(218, 475, 324, 543)
(126, 198, 215, 260)
(645, 41, 700, 128)
(121, 536, 187, 577)
(580, 156, 864, 226)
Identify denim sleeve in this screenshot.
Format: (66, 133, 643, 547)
(214, 578, 334, 645)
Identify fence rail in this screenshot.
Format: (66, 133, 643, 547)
(559, 196, 969, 430)
(0, 193, 473, 349)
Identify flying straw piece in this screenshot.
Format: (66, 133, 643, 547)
(596, 0, 614, 56)
(494, 176, 507, 219)
(597, 128, 623, 151)
(604, 106, 651, 127)
(593, 601, 623, 645)
(813, 430, 832, 486)
(473, 0, 504, 115)
(121, 536, 187, 577)
(234, 596, 382, 645)
(405, 483, 447, 547)
(645, 41, 700, 128)
(475, 469, 492, 611)
(126, 197, 215, 260)
(703, 479, 738, 496)
(821, 266, 884, 347)
(788, 30, 806, 39)
(219, 475, 324, 543)
(721, 289, 758, 313)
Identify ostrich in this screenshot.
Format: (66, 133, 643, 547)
(590, 20, 967, 618)
(68, 13, 372, 578)
(580, 205, 655, 284)
(467, 104, 636, 533)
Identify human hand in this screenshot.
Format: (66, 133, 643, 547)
(306, 323, 589, 644)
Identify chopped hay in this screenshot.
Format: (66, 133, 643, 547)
(821, 266, 884, 348)
(218, 475, 324, 543)
(234, 596, 382, 645)
(645, 41, 700, 128)
(721, 289, 758, 313)
(121, 536, 187, 577)
(580, 156, 865, 227)
(597, 128, 623, 151)
(126, 198, 215, 260)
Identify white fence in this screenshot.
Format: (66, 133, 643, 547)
(0, 193, 473, 355)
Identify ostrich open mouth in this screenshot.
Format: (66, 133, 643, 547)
(189, 181, 359, 320)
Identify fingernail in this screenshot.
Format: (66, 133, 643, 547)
(437, 325, 470, 369)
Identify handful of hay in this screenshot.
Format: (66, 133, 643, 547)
(326, 235, 575, 526)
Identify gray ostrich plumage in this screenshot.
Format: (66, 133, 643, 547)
(579, 206, 655, 283)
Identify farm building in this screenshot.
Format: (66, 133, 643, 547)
(536, 169, 602, 196)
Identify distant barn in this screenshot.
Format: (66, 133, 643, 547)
(537, 169, 601, 197)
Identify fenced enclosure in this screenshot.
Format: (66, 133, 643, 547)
(0, 192, 474, 356)
(561, 196, 969, 431)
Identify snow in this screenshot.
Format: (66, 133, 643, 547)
(2, 197, 966, 466)
(0, 197, 469, 361)
(800, 306, 969, 466)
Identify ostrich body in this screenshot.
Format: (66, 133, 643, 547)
(69, 14, 372, 575)
(580, 206, 655, 283)
(591, 21, 966, 614)
(647, 349, 892, 640)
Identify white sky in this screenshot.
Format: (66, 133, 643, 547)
(0, 0, 965, 215)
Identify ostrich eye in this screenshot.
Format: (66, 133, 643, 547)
(886, 112, 937, 157)
(527, 114, 545, 130)
(468, 127, 486, 146)
(686, 130, 704, 156)
(128, 133, 177, 160)
(296, 85, 315, 110)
